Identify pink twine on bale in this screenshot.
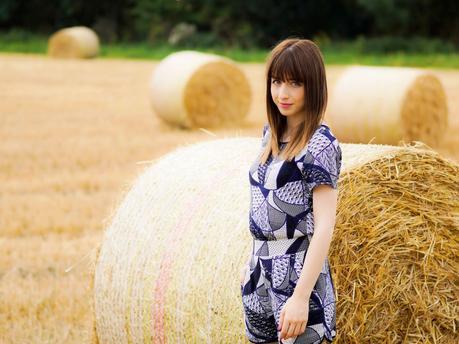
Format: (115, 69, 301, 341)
(153, 161, 240, 343)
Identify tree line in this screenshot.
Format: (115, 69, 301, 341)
(1, 0, 457, 49)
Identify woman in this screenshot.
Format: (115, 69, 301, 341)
(239, 37, 342, 344)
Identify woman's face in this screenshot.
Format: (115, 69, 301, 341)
(270, 77, 305, 120)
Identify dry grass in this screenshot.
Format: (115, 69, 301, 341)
(91, 139, 458, 343)
(0, 53, 458, 343)
(334, 142, 458, 343)
(0, 233, 100, 343)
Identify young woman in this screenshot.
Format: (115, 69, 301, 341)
(239, 38, 342, 344)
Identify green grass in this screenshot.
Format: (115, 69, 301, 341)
(321, 51, 459, 69)
(1, 30, 458, 69)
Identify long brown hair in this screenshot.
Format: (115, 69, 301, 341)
(260, 37, 328, 164)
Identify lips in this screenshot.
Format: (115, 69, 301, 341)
(279, 102, 292, 108)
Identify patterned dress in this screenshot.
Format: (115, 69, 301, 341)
(240, 123, 342, 344)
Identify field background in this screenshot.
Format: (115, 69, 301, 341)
(1, 52, 458, 343)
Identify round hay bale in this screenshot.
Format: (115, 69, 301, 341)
(149, 51, 251, 129)
(93, 138, 458, 343)
(89, 244, 102, 344)
(48, 26, 99, 59)
(326, 66, 448, 147)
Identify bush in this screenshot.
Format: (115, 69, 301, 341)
(357, 36, 457, 54)
(318, 35, 458, 54)
(177, 31, 221, 49)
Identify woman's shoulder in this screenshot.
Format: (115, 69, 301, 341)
(303, 123, 340, 160)
(310, 123, 339, 147)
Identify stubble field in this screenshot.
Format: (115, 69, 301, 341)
(1, 53, 458, 343)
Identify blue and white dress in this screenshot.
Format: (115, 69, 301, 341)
(240, 123, 342, 344)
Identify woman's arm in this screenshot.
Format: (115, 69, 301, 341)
(292, 184, 338, 300)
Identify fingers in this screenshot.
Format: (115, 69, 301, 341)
(294, 322, 303, 337)
(286, 322, 296, 339)
(300, 321, 307, 334)
(278, 308, 285, 332)
(279, 320, 290, 340)
(280, 321, 307, 340)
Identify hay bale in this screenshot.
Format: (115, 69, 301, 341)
(93, 138, 458, 343)
(149, 51, 251, 129)
(332, 142, 458, 343)
(326, 66, 448, 147)
(90, 245, 102, 344)
(48, 26, 99, 59)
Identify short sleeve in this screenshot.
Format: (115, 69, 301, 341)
(302, 134, 342, 191)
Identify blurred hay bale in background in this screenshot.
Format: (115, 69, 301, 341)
(91, 137, 458, 343)
(48, 26, 100, 59)
(327, 66, 448, 148)
(149, 51, 251, 129)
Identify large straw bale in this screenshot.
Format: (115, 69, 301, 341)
(92, 137, 458, 343)
(48, 26, 99, 59)
(149, 51, 251, 129)
(326, 66, 448, 147)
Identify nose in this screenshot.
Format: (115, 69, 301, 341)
(279, 83, 290, 99)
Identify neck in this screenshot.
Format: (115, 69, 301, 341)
(286, 115, 303, 131)
(283, 116, 303, 141)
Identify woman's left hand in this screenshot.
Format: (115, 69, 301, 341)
(278, 293, 309, 341)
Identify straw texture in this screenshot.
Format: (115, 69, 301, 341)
(332, 141, 458, 343)
(149, 51, 251, 129)
(327, 66, 448, 147)
(48, 26, 99, 59)
(92, 138, 458, 343)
